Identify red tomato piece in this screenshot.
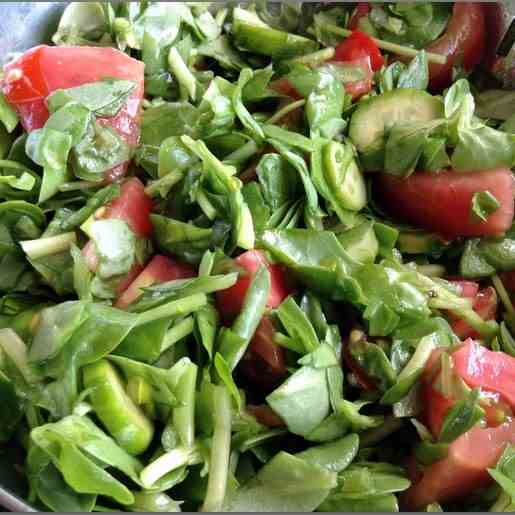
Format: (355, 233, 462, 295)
(102, 178, 154, 239)
(343, 344, 377, 392)
(403, 419, 515, 510)
(2, 45, 144, 180)
(333, 31, 384, 72)
(216, 250, 292, 319)
(448, 286, 497, 340)
(115, 255, 195, 309)
(376, 169, 515, 240)
(239, 316, 287, 392)
(248, 316, 286, 378)
(453, 340, 515, 408)
(425, 3, 486, 91)
(422, 378, 455, 437)
(448, 279, 479, 299)
(349, 3, 371, 31)
(269, 78, 303, 101)
(247, 405, 285, 428)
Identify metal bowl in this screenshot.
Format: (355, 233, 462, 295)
(0, 1, 512, 512)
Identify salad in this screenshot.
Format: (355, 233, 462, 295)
(0, 1, 514, 512)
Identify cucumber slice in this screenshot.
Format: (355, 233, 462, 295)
(83, 359, 154, 456)
(349, 89, 444, 152)
(337, 220, 378, 264)
(323, 141, 366, 211)
(232, 8, 318, 59)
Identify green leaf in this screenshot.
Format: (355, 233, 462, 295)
(257, 153, 301, 210)
(471, 190, 501, 223)
(233, 69, 265, 141)
(438, 388, 484, 443)
(451, 125, 515, 171)
(48, 78, 136, 117)
(0, 92, 18, 133)
(397, 51, 429, 90)
(26, 128, 72, 203)
(140, 102, 199, 146)
(214, 352, 242, 411)
(336, 400, 383, 432)
(277, 296, 320, 354)
(296, 433, 359, 473)
(71, 122, 130, 181)
(224, 451, 337, 512)
(266, 365, 330, 436)
(90, 219, 136, 279)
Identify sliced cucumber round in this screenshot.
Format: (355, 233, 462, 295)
(349, 89, 444, 152)
(323, 141, 367, 212)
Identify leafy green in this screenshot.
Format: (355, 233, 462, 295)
(48, 79, 136, 117)
(471, 191, 501, 223)
(224, 451, 337, 512)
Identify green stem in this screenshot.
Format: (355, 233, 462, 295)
(284, 47, 335, 67)
(135, 294, 207, 327)
(140, 446, 201, 488)
(161, 317, 195, 353)
(144, 171, 184, 198)
(224, 140, 260, 164)
(201, 385, 232, 512)
(492, 274, 515, 317)
(267, 99, 306, 125)
(58, 181, 100, 192)
(319, 24, 447, 65)
(359, 416, 403, 447)
(21, 232, 77, 260)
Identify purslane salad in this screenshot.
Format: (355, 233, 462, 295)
(0, 1, 514, 512)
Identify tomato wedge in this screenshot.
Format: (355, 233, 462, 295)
(376, 169, 515, 239)
(2, 45, 144, 181)
(425, 3, 486, 91)
(239, 316, 287, 393)
(216, 250, 292, 319)
(102, 178, 154, 239)
(333, 31, 384, 72)
(453, 340, 515, 408)
(447, 283, 497, 340)
(115, 255, 195, 309)
(403, 419, 515, 510)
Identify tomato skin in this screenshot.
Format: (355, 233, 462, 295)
(216, 250, 292, 319)
(248, 316, 286, 378)
(376, 169, 515, 239)
(349, 3, 371, 31)
(115, 255, 195, 309)
(102, 178, 154, 238)
(269, 78, 303, 101)
(422, 379, 455, 437)
(333, 31, 384, 72)
(2, 45, 144, 180)
(403, 419, 515, 510)
(239, 316, 287, 393)
(425, 3, 486, 91)
(447, 284, 497, 340)
(448, 280, 479, 299)
(453, 340, 515, 408)
(247, 405, 285, 428)
(343, 344, 377, 392)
